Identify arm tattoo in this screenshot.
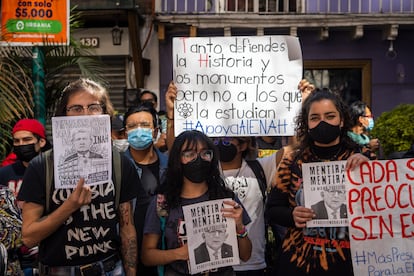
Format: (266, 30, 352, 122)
(119, 202, 131, 226)
(122, 238, 137, 268)
(119, 201, 137, 272)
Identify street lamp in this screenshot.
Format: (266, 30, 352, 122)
(111, 25, 123, 46)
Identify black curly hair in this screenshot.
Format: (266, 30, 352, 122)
(295, 88, 356, 155)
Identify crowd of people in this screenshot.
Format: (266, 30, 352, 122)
(0, 75, 404, 276)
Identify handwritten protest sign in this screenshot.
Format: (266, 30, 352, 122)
(172, 35, 303, 137)
(182, 198, 239, 274)
(52, 115, 112, 188)
(303, 161, 348, 227)
(346, 159, 414, 276)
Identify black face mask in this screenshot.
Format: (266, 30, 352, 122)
(182, 156, 211, 183)
(13, 143, 39, 162)
(309, 121, 341, 144)
(218, 143, 238, 162)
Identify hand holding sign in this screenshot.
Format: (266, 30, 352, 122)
(172, 35, 303, 137)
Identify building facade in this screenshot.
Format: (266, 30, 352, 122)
(72, 0, 414, 116)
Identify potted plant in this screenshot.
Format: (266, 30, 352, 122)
(371, 104, 414, 159)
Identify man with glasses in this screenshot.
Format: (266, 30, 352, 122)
(18, 79, 138, 275)
(311, 187, 348, 220)
(123, 103, 168, 275)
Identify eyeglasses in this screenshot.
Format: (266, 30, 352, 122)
(125, 121, 152, 130)
(66, 104, 103, 115)
(181, 149, 213, 163)
(363, 115, 373, 118)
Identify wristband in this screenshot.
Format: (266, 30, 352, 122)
(236, 225, 248, 238)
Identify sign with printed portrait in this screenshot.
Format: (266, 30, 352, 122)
(51, 115, 112, 188)
(182, 198, 239, 274)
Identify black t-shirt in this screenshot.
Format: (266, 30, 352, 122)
(0, 160, 26, 195)
(18, 152, 139, 266)
(134, 160, 160, 255)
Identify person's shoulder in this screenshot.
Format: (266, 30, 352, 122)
(28, 153, 46, 168)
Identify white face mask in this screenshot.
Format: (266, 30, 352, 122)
(112, 139, 129, 152)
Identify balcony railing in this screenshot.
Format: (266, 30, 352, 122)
(155, 0, 414, 14)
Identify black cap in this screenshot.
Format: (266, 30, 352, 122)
(111, 114, 124, 132)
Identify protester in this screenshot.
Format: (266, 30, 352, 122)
(141, 130, 252, 275)
(348, 101, 379, 159)
(139, 90, 168, 152)
(139, 90, 158, 109)
(0, 118, 51, 275)
(123, 103, 168, 275)
(0, 118, 50, 195)
(111, 113, 129, 152)
(164, 79, 315, 275)
(256, 136, 283, 158)
(18, 78, 139, 276)
(215, 135, 275, 276)
(266, 88, 369, 276)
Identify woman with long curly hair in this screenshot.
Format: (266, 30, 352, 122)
(266, 88, 368, 276)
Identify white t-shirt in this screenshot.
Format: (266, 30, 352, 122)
(221, 154, 276, 271)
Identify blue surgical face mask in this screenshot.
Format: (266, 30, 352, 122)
(127, 128, 153, 150)
(366, 118, 374, 131)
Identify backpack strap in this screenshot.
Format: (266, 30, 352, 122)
(113, 148, 122, 210)
(44, 149, 54, 214)
(156, 194, 168, 276)
(246, 160, 267, 204)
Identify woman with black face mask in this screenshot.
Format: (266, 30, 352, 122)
(266, 88, 368, 276)
(141, 130, 252, 275)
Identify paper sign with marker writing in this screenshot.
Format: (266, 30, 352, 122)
(172, 35, 303, 137)
(346, 158, 414, 276)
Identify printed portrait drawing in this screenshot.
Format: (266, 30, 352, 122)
(65, 128, 103, 161)
(58, 128, 106, 183)
(311, 188, 347, 220)
(194, 226, 233, 265)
